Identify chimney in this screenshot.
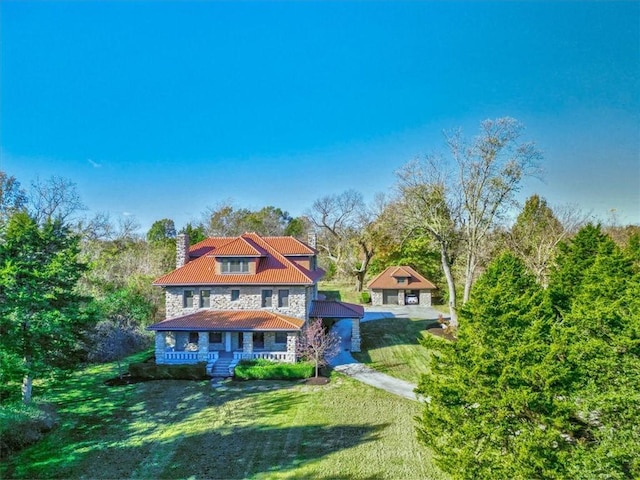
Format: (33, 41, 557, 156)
(307, 231, 317, 249)
(176, 233, 190, 268)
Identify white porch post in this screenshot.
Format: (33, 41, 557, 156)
(351, 319, 361, 352)
(155, 332, 166, 364)
(197, 331, 209, 362)
(225, 332, 232, 352)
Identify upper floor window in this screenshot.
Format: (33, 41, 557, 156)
(221, 258, 250, 273)
(231, 289, 240, 301)
(262, 289, 273, 308)
(278, 289, 289, 308)
(397, 278, 406, 284)
(200, 289, 211, 307)
(183, 290, 194, 308)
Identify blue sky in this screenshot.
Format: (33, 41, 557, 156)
(1, 1, 638, 232)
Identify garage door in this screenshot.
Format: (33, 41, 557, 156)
(383, 290, 399, 305)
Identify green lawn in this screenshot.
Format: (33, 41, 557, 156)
(1, 356, 446, 480)
(318, 280, 363, 305)
(352, 317, 444, 383)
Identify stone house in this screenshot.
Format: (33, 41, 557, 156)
(148, 232, 363, 376)
(367, 266, 437, 306)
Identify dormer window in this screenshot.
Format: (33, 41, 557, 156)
(221, 258, 250, 273)
(397, 278, 406, 284)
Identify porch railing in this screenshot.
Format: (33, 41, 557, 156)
(233, 351, 296, 363)
(164, 351, 198, 362)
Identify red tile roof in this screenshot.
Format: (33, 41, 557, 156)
(148, 310, 305, 331)
(154, 233, 324, 286)
(367, 266, 437, 290)
(309, 300, 364, 318)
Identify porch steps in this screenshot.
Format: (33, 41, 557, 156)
(208, 357, 236, 378)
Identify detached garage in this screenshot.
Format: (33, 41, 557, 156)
(368, 266, 437, 306)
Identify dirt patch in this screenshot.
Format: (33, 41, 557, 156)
(303, 376, 330, 386)
(426, 327, 457, 341)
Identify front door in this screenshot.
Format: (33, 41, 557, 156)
(254, 332, 265, 350)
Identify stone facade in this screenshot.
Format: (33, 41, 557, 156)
(176, 234, 190, 268)
(370, 288, 433, 306)
(351, 318, 361, 352)
(165, 285, 309, 319)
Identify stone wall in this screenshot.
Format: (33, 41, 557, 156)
(370, 289, 384, 306)
(419, 290, 433, 307)
(165, 285, 308, 319)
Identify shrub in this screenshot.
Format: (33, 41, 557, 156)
(0, 403, 58, 459)
(128, 362, 208, 380)
(360, 291, 371, 304)
(234, 359, 314, 380)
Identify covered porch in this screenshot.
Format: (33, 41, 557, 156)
(148, 310, 305, 366)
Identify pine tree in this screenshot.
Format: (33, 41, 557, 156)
(0, 212, 89, 403)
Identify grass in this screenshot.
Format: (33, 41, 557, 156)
(318, 280, 363, 305)
(352, 317, 443, 383)
(1, 352, 446, 480)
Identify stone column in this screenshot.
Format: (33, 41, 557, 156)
(286, 332, 297, 363)
(398, 290, 405, 306)
(155, 332, 166, 364)
(243, 332, 253, 358)
(351, 319, 361, 353)
(197, 331, 209, 362)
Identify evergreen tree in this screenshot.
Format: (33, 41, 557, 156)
(0, 212, 89, 403)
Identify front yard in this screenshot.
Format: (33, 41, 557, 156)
(1, 356, 446, 479)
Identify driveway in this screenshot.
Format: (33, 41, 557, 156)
(329, 305, 444, 401)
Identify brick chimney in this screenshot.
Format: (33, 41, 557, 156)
(307, 231, 317, 249)
(176, 233, 190, 268)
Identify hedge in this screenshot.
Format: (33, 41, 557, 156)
(234, 359, 314, 380)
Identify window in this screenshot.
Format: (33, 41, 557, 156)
(209, 331, 222, 343)
(183, 290, 194, 308)
(200, 290, 211, 307)
(188, 332, 199, 344)
(221, 258, 250, 273)
(397, 278, 406, 284)
(278, 289, 289, 308)
(261, 289, 272, 307)
(275, 332, 288, 344)
(231, 289, 240, 301)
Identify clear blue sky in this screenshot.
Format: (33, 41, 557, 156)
(1, 1, 638, 232)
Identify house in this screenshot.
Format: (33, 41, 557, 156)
(367, 266, 437, 306)
(148, 232, 363, 375)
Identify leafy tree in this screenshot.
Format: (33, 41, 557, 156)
(0, 171, 27, 223)
(180, 222, 206, 244)
(146, 218, 176, 244)
(0, 212, 89, 403)
(296, 318, 341, 377)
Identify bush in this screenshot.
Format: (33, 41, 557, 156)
(234, 359, 314, 380)
(128, 362, 208, 380)
(360, 291, 371, 304)
(0, 403, 58, 459)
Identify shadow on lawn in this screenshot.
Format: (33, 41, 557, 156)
(7, 378, 388, 479)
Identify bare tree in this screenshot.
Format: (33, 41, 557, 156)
(29, 176, 85, 224)
(0, 171, 27, 222)
(396, 118, 542, 325)
(296, 318, 341, 378)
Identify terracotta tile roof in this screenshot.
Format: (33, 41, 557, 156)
(189, 238, 234, 258)
(367, 266, 437, 290)
(154, 232, 324, 286)
(309, 300, 364, 319)
(262, 236, 316, 255)
(209, 236, 267, 257)
(148, 309, 305, 331)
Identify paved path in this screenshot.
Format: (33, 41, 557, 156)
(329, 306, 444, 402)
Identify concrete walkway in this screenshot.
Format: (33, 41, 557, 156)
(329, 305, 444, 402)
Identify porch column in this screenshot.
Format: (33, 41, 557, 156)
(225, 332, 232, 352)
(243, 332, 253, 358)
(197, 331, 209, 362)
(351, 319, 361, 352)
(286, 332, 297, 363)
(155, 332, 166, 364)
